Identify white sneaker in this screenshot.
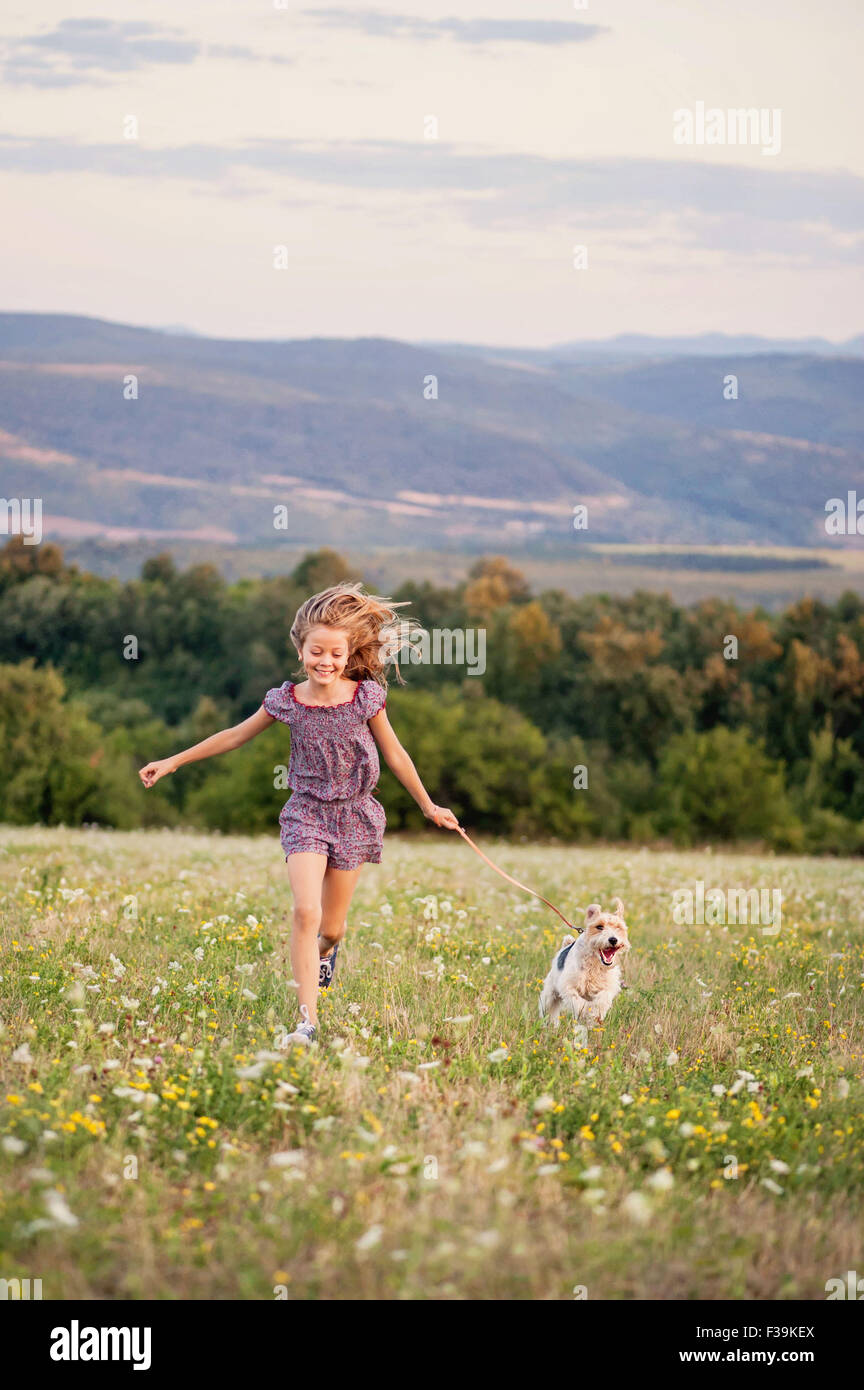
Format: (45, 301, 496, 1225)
(278, 1003, 317, 1048)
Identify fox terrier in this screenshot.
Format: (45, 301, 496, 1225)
(539, 899, 630, 1025)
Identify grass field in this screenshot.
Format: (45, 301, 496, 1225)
(1, 827, 863, 1301)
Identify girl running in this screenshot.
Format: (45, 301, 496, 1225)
(138, 583, 459, 1044)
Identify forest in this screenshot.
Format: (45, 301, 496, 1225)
(2, 534, 864, 852)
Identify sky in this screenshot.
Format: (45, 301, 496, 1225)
(0, 0, 862, 345)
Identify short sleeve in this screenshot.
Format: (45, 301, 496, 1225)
(262, 682, 292, 723)
(358, 680, 386, 719)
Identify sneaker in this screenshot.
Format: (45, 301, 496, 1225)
(279, 1003, 317, 1048)
(318, 940, 340, 989)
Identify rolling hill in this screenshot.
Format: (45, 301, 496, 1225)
(1, 312, 863, 561)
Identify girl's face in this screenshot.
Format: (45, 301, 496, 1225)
(299, 625, 351, 686)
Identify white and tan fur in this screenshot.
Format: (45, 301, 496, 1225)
(539, 899, 630, 1025)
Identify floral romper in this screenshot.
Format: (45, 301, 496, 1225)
(262, 678, 388, 870)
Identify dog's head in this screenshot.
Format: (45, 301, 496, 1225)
(583, 898, 630, 968)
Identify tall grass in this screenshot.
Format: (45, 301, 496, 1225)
(1, 828, 862, 1299)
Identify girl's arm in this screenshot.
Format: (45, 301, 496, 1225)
(369, 709, 459, 829)
(139, 707, 274, 788)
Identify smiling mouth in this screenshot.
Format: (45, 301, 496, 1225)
(599, 945, 619, 967)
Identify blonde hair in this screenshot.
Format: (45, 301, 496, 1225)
(291, 582, 418, 688)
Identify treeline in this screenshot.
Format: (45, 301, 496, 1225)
(3, 536, 864, 851)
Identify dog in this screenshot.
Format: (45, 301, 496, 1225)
(539, 899, 630, 1025)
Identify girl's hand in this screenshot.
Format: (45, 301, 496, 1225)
(425, 804, 460, 831)
(139, 758, 177, 788)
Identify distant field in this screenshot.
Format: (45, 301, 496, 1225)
(1, 828, 862, 1300)
(62, 538, 864, 609)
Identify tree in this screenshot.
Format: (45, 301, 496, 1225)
(656, 727, 795, 845)
(464, 556, 530, 619)
(0, 536, 69, 587)
(141, 553, 177, 584)
(291, 549, 355, 592)
(0, 662, 134, 827)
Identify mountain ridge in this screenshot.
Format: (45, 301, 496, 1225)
(1, 312, 862, 555)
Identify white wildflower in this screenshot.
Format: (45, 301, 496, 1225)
(269, 1150, 306, 1168)
(646, 1168, 674, 1192)
(355, 1224, 383, 1252)
(533, 1095, 556, 1114)
(621, 1191, 652, 1225)
(43, 1189, 78, 1228)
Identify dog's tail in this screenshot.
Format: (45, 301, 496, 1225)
(560, 933, 576, 947)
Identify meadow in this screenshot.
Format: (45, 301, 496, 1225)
(1, 826, 862, 1301)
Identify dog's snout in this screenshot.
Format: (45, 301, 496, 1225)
(608, 935, 618, 946)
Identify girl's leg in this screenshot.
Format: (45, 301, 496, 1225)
(318, 865, 363, 956)
(286, 853, 328, 1025)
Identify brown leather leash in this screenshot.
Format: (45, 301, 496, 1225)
(455, 825, 583, 935)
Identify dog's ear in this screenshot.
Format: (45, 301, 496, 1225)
(585, 904, 603, 927)
(611, 897, 625, 919)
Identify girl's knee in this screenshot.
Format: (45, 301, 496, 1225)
(293, 904, 321, 932)
(318, 917, 347, 947)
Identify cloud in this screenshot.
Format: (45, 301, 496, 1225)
(206, 44, 291, 66)
(0, 132, 860, 257)
(301, 10, 607, 45)
(1, 18, 288, 87)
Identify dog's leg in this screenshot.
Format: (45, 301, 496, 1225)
(539, 983, 562, 1024)
(539, 987, 555, 1020)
